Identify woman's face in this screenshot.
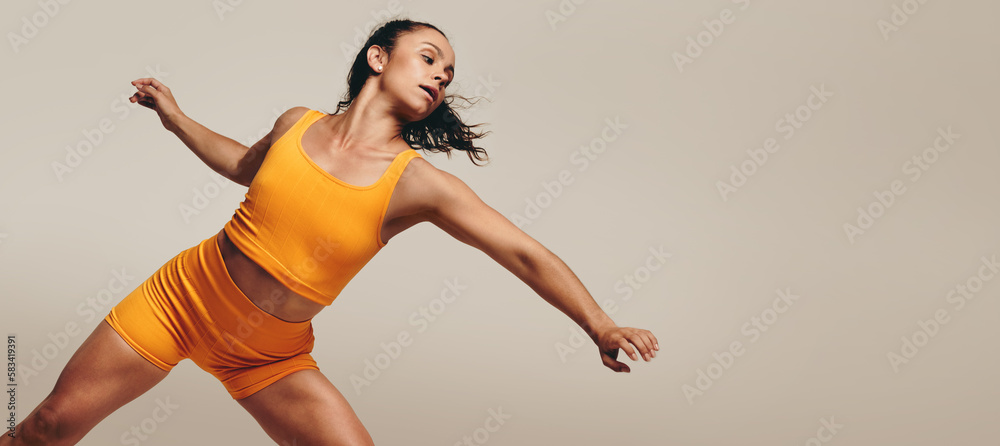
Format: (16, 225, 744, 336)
(371, 27, 456, 122)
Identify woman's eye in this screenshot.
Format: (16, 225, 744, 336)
(423, 55, 433, 64)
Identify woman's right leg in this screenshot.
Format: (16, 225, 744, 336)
(1, 319, 170, 446)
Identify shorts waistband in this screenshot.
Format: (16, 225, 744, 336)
(180, 234, 314, 346)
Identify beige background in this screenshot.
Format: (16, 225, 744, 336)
(2, 0, 999, 444)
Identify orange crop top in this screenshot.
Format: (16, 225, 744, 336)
(222, 109, 423, 306)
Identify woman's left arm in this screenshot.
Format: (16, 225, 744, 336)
(423, 169, 658, 372)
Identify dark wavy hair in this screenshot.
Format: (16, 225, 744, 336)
(321, 19, 491, 166)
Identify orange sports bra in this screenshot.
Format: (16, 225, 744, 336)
(222, 109, 423, 306)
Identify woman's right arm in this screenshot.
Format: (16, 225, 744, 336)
(129, 77, 289, 187)
(169, 113, 270, 187)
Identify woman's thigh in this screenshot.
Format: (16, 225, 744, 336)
(235, 369, 374, 446)
(8, 320, 170, 445)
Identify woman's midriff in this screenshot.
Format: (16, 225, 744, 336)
(213, 228, 325, 323)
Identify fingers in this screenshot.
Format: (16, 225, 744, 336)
(147, 77, 168, 90)
(130, 78, 168, 99)
(135, 83, 162, 100)
(129, 79, 165, 111)
(129, 87, 156, 110)
(616, 329, 658, 362)
(595, 327, 659, 373)
(626, 333, 651, 361)
(631, 331, 657, 360)
(130, 78, 152, 93)
(130, 77, 165, 89)
(130, 83, 152, 102)
(129, 78, 180, 118)
(601, 350, 630, 373)
(617, 337, 639, 362)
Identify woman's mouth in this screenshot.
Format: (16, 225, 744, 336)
(419, 85, 436, 102)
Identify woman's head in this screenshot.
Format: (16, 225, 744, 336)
(330, 19, 490, 165)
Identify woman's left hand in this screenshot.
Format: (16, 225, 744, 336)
(595, 326, 659, 373)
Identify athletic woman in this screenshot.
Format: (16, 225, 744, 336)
(2, 19, 658, 446)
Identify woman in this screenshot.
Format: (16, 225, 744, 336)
(3, 19, 658, 446)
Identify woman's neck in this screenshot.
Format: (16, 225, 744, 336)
(330, 87, 407, 151)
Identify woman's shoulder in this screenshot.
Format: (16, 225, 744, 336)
(406, 155, 475, 202)
(266, 106, 316, 143)
(276, 106, 314, 128)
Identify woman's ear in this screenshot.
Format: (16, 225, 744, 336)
(366, 45, 387, 73)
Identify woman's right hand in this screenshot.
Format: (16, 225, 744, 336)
(129, 78, 185, 133)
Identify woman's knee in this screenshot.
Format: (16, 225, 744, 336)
(16, 404, 64, 445)
(16, 389, 103, 446)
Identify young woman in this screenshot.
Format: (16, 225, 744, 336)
(3, 19, 658, 446)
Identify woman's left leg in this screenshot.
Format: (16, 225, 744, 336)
(235, 369, 374, 446)
(181, 235, 373, 444)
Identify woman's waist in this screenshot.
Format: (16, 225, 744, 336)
(214, 228, 326, 323)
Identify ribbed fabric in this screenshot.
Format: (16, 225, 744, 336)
(223, 109, 423, 306)
(104, 234, 319, 400)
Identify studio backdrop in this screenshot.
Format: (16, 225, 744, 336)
(2, 0, 997, 445)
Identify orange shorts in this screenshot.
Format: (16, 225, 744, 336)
(104, 233, 318, 400)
